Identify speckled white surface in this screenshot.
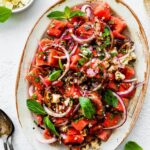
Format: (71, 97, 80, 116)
(0, 0, 150, 150)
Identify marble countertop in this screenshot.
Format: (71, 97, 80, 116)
(0, 0, 150, 149)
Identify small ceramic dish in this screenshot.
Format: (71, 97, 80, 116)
(12, 0, 34, 13)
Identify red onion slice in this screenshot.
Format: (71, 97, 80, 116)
(43, 104, 72, 118)
(104, 92, 127, 130)
(70, 43, 78, 56)
(43, 43, 70, 80)
(69, 29, 95, 44)
(92, 83, 102, 91)
(55, 120, 69, 127)
(51, 44, 70, 80)
(29, 85, 34, 97)
(81, 5, 93, 19)
(71, 104, 80, 116)
(53, 55, 66, 59)
(123, 78, 137, 83)
(135, 81, 145, 88)
(60, 134, 67, 139)
(39, 75, 49, 87)
(117, 83, 135, 97)
(60, 29, 69, 40)
(36, 134, 57, 144)
(53, 43, 78, 60)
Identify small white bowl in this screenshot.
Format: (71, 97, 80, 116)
(12, 0, 34, 13)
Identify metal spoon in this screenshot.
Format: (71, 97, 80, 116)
(0, 109, 14, 150)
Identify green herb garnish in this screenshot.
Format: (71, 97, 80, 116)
(110, 52, 118, 57)
(102, 27, 110, 37)
(49, 70, 62, 81)
(100, 27, 111, 50)
(80, 46, 92, 57)
(78, 58, 87, 66)
(103, 90, 118, 107)
(34, 77, 40, 83)
(99, 52, 105, 60)
(32, 94, 37, 100)
(124, 141, 143, 150)
(59, 59, 63, 70)
(79, 97, 96, 119)
(0, 6, 12, 23)
(47, 6, 85, 20)
(44, 116, 59, 136)
(26, 99, 46, 115)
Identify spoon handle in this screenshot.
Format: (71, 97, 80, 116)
(3, 142, 8, 150)
(8, 136, 14, 150)
(2, 136, 8, 150)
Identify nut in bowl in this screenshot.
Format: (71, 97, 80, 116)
(0, 0, 34, 13)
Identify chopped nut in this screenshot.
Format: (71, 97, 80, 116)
(60, 126, 68, 132)
(51, 94, 61, 103)
(120, 52, 136, 65)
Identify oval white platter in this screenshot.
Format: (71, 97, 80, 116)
(15, 0, 150, 150)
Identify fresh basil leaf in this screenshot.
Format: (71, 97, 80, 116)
(64, 6, 71, 19)
(49, 70, 62, 81)
(79, 97, 96, 119)
(47, 11, 65, 19)
(44, 116, 59, 136)
(27, 99, 46, 115)
(70, 10, 85, 18)
(47, 6, 85, 20)
(124, 141, 143, 150)
(103, 90, 118, 107)
(59, 59, 63, 70)
(0, 6, 12, 23)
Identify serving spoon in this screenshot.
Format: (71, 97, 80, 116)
(0, 109, 14, 150)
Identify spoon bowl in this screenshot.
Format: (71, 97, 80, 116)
(0, 109, 15, 150)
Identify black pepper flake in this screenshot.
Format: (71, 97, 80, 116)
(84, 24, 91, 31)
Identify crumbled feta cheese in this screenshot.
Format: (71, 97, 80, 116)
(82, 144, 90, 150)
(120, 52, 136, 65)
(108, 65, 118, 72)
(60, 126, 68, 132)
(64, 98, 70, 106)
(21, 0, 30, 5)
(110, 47, 118, 56)
(102, 61, 110, 68)
(0, 0, 30, 9)
(115, 71, 125, 81)
(12, 0, 20, 5)
(5, 1, 13, 9)
(91, 139, 100, 150)
(51, 94, 61, 103)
